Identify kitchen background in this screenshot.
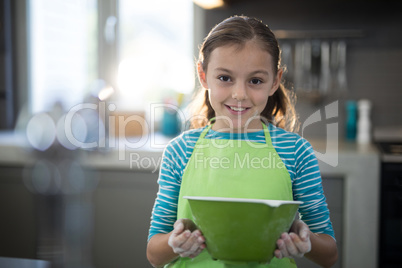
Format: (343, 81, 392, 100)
(196, 0, 402, 139)
(0, 0, 401, 267)
(1, 0, 402, 136)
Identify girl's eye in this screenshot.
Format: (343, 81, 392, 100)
(218, 76, 231, 82)
(250, 78, 263, 85)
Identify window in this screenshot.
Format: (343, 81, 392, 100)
(29, 0, 98, 113)
(28, 0, 194, 114)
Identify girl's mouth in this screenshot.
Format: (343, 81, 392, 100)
(225, 105, 250, 115)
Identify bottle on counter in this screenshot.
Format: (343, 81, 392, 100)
(357, 99, 372, 144)
(345, 100, 357, 141)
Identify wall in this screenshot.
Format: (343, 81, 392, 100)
(195, 0, 402, 139)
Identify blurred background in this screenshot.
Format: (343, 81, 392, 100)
(0, 0, 401, 267)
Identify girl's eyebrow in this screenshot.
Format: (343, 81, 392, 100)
(214, 68, 269, 76)
(250, 70, 269, 77)
(214, 67, 232, 74)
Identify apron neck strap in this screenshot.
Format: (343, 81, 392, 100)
(199, 122, 272, 145)
(199, 124, 213, 139)
(262, 123, 272, 146)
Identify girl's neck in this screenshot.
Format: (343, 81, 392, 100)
(210, 121, 264, 133)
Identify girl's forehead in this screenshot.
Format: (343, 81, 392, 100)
(214, 40, 265, 53)
(209, 40, 273, 62)
(208, 41, 274, 69)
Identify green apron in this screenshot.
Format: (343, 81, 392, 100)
(167, 123, 296, 268)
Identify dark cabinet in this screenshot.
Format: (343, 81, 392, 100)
(0, 0, 15, 129)
(0, 165, 157, 268)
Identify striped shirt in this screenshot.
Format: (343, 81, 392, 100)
(148, 123, 335, 240)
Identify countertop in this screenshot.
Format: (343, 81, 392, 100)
(0, 257, 50, 268)
(0, 131, 169, 171)
(0, 131, 379, 171)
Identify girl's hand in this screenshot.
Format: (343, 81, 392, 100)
(168, 219, 206, 259)
(274, 219, 312, 259)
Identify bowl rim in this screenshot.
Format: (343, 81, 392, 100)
(183, 196, 303, 207)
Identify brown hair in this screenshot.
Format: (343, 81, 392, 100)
(189, 15, 299, 132)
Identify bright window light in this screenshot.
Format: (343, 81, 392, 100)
(117, 0, 194, 110)
(29, 0, 97, 114)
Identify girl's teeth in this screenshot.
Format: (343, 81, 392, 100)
(230, 106, 246, 112)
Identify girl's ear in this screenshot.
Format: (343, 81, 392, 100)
(197, 62, 208, 89)
(269, 68, 283, 96)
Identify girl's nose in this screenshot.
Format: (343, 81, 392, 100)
(232, 83, 248, 101)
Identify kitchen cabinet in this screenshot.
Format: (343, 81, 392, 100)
(0, 0, 15, 129)
(0, 165, 157, 268)
(295, 175, 344, 268)
(91, 169, 157, 268)
(310, 139, 380, 268)
(0, 166, 37, 259)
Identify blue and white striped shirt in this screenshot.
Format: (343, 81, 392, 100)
(148, 123, 335, 240)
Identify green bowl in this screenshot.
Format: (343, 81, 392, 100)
(184, 196, 302, 264)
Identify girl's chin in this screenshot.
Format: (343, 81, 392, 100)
(212, 118, 262, 132)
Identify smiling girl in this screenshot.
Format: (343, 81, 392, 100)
(146, 16, 338, 267)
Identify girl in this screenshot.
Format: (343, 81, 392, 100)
(147, 16, 338, 267)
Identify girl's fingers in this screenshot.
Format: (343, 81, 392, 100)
(277, 232, 308, 258)
(288, 233, 305, 257)
(169, 219, 206, 258)
(186, 235, 204, 255)
(169, 221, 185, 245)
(291, 232, 311, 255)
(181, 232, 204, 250)
(282, 233, 299, 257)
(274, 248, 283, 259)
(173, 221, 184, 233)
(189, 242, 206, 258)
(169, 230, 191, 253)
(282, 220, 311, 257)
(298, 223, 310, 241)
(172, 231, 205, 257)
(276, 234, 290, 258)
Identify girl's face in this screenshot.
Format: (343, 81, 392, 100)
(198, 41, 282, 132)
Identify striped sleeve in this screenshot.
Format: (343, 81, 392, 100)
(269, 126, 297, 179)
(293, 136, 335, 239)
(147, 130, 202, 241)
